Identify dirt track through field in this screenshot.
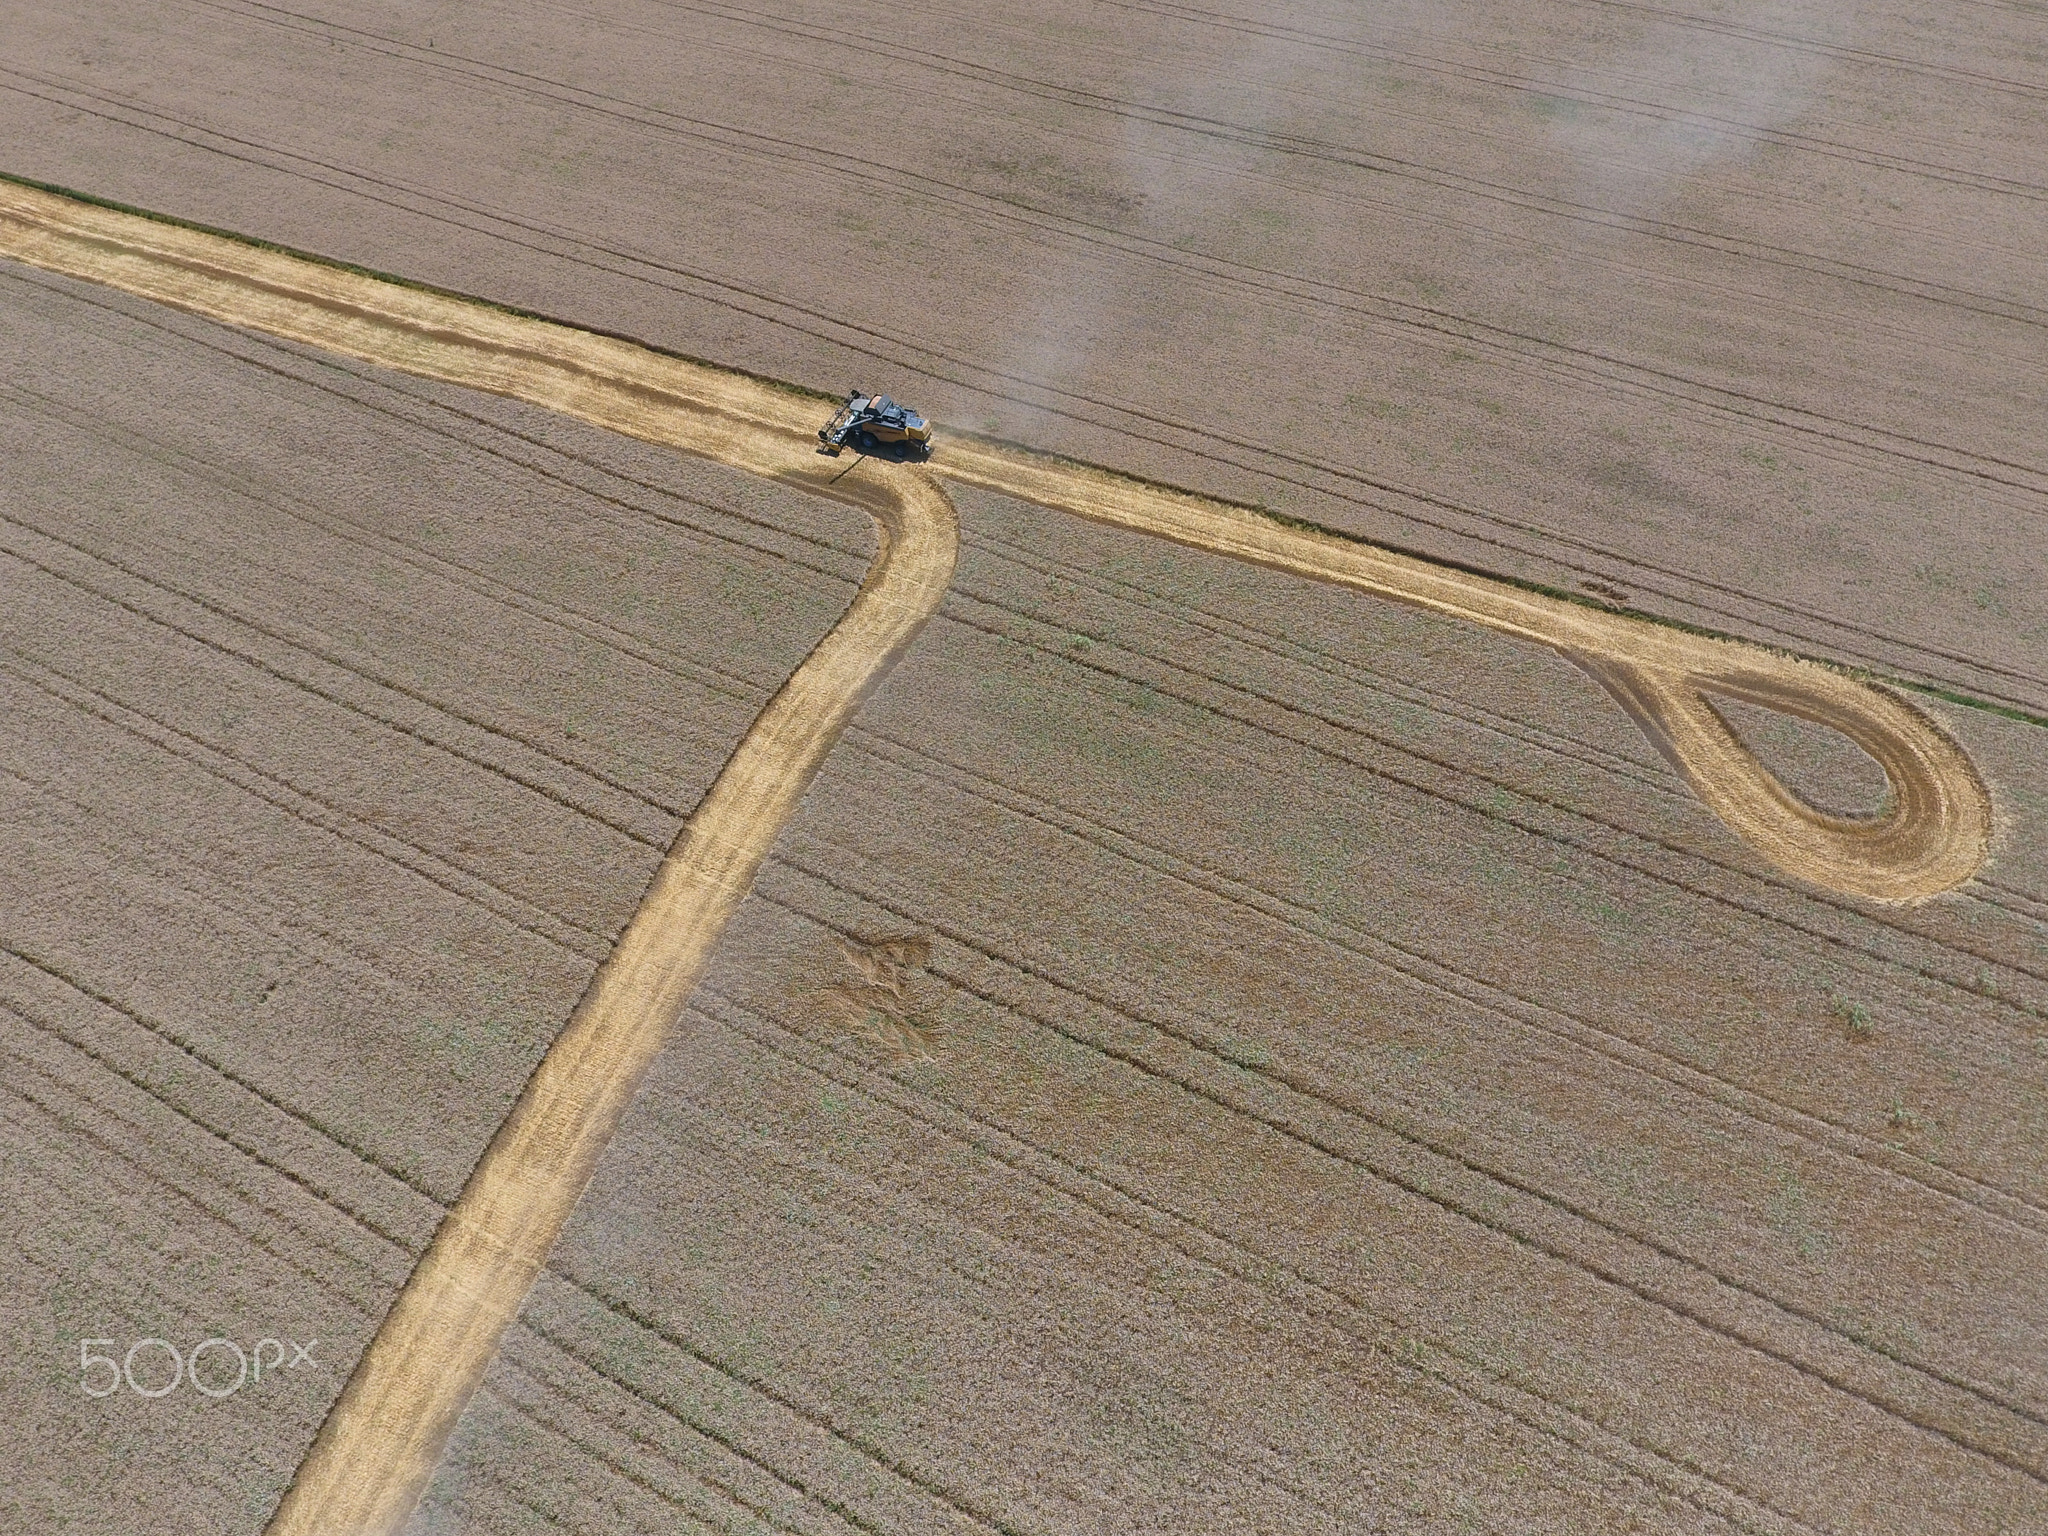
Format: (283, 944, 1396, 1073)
(0, 178, 1998, 1531)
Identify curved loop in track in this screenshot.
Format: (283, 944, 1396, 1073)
(0, 178, 963, 1535)
(1569, 653, 1989, 903)
(932, 438, 1993, 903)
(0, 178, 1991, 902)
(0, 177, 1996, 1536)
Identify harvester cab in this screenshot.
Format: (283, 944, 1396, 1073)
(817, 389, 933, 459)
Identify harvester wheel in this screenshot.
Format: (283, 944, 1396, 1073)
(855, 429, 878, 453)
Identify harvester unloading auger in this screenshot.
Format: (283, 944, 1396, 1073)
(818, 388, 934, 459)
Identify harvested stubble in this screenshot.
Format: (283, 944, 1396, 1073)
(4, 0, 2043, 713)
(0, 176, 2025, 1536)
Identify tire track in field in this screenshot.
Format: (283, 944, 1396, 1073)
(802, 747, 2048, 1381)
(927, 593, 2019, 1013)
(16, 43, 2048, 505)
(0, 1090, 370, 1367)
(0, 649, 619, 960)
(647, 0, 2048, 202)
(1988, 879, 2048, 924)
(0, 179, 1992, 903)
(35, 288, 2032, 1000)
(498, 1320, 904, 1536)
(936, 561, 2048, 1004)
(967, 524, 1687, 799)
(0, 363, 839, 718)
(0, 406, 725, 851)
(3, 948, 1012, 1536)
(797, 737, 2048, 1422)
(758, 855, 2048, 1491)
(483, 1332, 895, 1536)
(1113, 0, 2048, 110)
(173, 6, 2034, 421)
(0, 181, 2000, 1529)
(212, 0, 2048, 310)
(1564, 0, 2048, 97)
(402, 0, 2048, 388)
(637, 1099, 1489, 1534)
(16, 219, 2031, 1261)
(126, 13, 2048, 492)
(690, 982, 1814, 1536)
(703, 940, 1834, 1535)
(0, 497, 688, 833)
(9, 71, 2043, 710)
(0, 994, 429, 1263)
(0, 275, 868, 721)
(0, 370, 815, 716)
(6, 1010, 961, 1536)
(476, 1356, 820, 1533)
(1, 259, 873, 594)
(834, 722, 2048, 1238)
(527, 1266, 1040, 1536)
(0, 535, 665, 892)
(547, 1229, 1424, 1536)
(1, 1050, 386, 1311)
(0, 941, 456, 1207)
(957, 521, 2048, 958)
(0, 1045, 403, 1324)
(0, 706, 529, 1017)
(11, 172, 1987, 903)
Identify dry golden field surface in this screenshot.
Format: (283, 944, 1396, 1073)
(2, 3, 2046, 1534)
(5, 0, 2047, 707)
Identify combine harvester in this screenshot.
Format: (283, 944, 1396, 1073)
(818, 388, 933, 459)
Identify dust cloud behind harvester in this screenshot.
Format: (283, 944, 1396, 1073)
(0, 174, 1997, 1533)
